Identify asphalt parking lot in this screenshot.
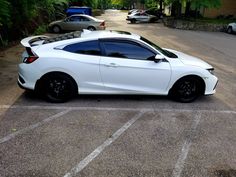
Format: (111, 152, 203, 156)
(0, 10, 236, 177)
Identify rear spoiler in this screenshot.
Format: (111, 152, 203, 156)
(20, 35, 49, 47)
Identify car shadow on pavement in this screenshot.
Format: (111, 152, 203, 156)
(11, 90, 232, 112)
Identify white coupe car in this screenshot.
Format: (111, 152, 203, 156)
(18, 30, 218, 103)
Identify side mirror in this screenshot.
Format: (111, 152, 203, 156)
(154, 54, 165, 63)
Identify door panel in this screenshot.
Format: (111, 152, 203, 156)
(62, 40, 103, 93)
(100, 57, 171, 94)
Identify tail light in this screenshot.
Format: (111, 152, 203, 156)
(100, 21, 105, 27)
(24, 47, 38, 64)
(23, 56, 38, 64)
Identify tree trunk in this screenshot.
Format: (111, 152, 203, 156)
(185, 1, 191, 17)
(159, 0, 163, 12)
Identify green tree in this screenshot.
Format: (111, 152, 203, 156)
(0, 0, 10, 26)
(165, 0, 221, 17)
(191, 0, 221, 10)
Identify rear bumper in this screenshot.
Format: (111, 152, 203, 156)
(18, 63, 41, 90)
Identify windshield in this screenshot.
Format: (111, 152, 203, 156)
(140, 37, 178, 58)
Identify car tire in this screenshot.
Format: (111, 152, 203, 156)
(130, 19, 136, 24)
(149, 18, 156, 23)
(41, 73, 77, 103)
(52, 25, 61, 33)
(87, 26, 96, 31)
(170, 77, 201, 103)
(227, 26, 233, 34)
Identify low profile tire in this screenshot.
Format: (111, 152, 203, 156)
(41, 73, 77, 103)
(130, 19, 136, 24)
(52, 25, 61, 33)
(170, 77, 201, 103)
(227, 27, 233, 34)
(87, 26, 96, 31)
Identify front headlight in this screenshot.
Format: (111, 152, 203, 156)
(207, 68, 215, 75)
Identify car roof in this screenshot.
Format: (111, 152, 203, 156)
(81, 30, 141, 40)
(69, 14, 92, 18)
(31, 30, 141, 47)
(68, 14, 102, 21)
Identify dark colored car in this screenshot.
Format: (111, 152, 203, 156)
(145, 7, 164, 19)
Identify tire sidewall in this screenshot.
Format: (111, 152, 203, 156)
(52, 25, 61, 33)
(87, 26, 96, 31)
(171, 77, 200, 103)
(227, 27, 232, 34)
(42, 73, 76, 103)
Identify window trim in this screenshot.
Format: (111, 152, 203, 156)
(99, 38, 157, 61)
(62, 40, 102, 56)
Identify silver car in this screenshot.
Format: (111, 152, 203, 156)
(126, 12, 157, 24)
(227, 22, 236, 34)
(49, 14, 105, 33)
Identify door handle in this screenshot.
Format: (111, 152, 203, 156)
(104, 63, 118, 67)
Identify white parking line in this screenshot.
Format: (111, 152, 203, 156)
(0, 105, 235, 114)
(0, 110, 70, 144)
(171, 113, 202, 177)
(63, 111, 145, 177)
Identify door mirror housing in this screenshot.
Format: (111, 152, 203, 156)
(154, 54, 165, 63)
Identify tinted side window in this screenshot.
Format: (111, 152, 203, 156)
(69, 16, 81, 22)
(80, 16, 90, 21)
(102, 41, 155, 60)
(63, 41, 101, 56)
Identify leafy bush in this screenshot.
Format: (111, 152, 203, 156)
(34, 25, 48, 35)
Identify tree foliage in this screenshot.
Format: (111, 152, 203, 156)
(0, 0, 10, 26)
(0, 0, 223, 46)
(191, 0, 221, 10)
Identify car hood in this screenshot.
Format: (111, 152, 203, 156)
(49, 20, 63, 26)
(165, 48, 213, 69)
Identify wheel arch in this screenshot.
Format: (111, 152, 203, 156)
(51, 24, 62, 32)
(168, 75, 206, 96)
(87, 26, 96, 30)
(35, 71, 78, 94)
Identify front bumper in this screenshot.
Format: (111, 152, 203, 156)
(204, 75, 218, 95)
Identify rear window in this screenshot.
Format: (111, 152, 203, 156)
(63, 40, 101, 56)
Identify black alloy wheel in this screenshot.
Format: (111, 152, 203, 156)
(43, 73, 76, 103)
(172, 78, 200, 103)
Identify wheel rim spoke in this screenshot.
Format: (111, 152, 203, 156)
(177, 80, 197, 101)
(48, 79, 69, 99)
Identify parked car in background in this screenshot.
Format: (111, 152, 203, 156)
(18, 30, 218, 103)
(126, 12, 157, 23)
(145, 7, 164, 19)
(128, 9, 141, 15)
(49, 14, 105, 33)
(227, 22, 236, 34)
